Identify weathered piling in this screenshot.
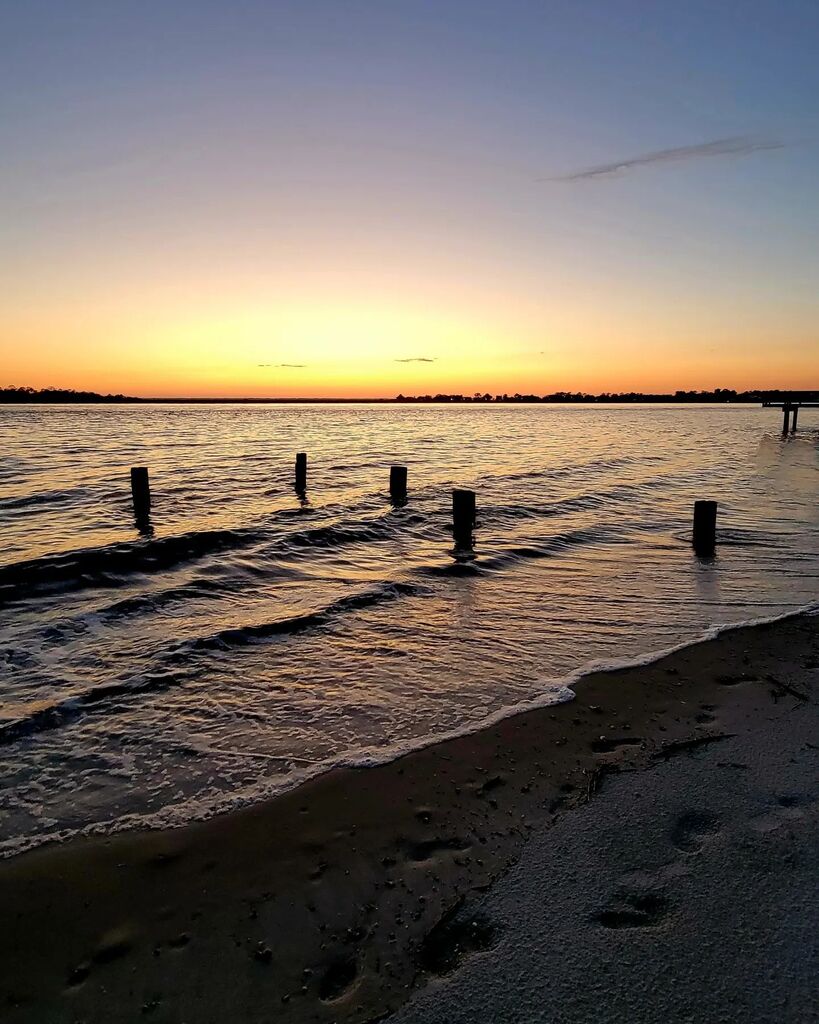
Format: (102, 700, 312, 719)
(783, 404, 791, 434)
(389, 465, 408, 500)
(452, 488, 476, 545)
(692, 499, 717, 555)
(130, 467, 151, 520)
(791, 406, 799, 432)
(295, 452, 307, 492)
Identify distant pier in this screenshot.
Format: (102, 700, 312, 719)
(762, 394, 819, 433)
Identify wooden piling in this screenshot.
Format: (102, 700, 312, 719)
(130, 467, 150, 519)
(452, 488, 476, 544)
(389, 465, 408, 500)
(692, 500, 717, 555)
(791, 406, 799, 432)
(295, 452, 307, 492)
(783, 404, 791, 433)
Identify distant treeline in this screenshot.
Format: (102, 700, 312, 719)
(394, 389, 819, 403)
(3, 385, 817, 405)
(1, 386, 143, 404)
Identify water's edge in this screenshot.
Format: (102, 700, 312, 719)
(4, 599, 816, 861)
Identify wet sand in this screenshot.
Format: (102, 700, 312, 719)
(1, 612, 817, 1023)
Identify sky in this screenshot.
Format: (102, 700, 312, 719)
(1, 0, 818, 398)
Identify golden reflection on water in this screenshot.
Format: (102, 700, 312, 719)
(0, 403, 817, 854)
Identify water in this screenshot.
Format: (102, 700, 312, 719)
(1, 403, 818, 856)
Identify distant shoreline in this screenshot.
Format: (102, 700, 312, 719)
(2, 388, 818, 405)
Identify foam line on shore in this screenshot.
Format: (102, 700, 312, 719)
(1, 599, 817, 860)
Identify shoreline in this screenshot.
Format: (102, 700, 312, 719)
(1, 610, 817, 1022)
(391, 625, 818, 1024)
(2, 603, 814, 862)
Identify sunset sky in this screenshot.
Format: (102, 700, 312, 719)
(2, 1, 818, 398)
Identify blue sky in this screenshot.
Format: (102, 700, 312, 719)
(1, 1, 817, 395)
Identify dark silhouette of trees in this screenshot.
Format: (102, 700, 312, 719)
(0, 386, 142, 403)
(394, 389, 818, 404)
(3, 385, 816, 405)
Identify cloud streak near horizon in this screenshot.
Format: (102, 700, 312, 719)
(545, 136, 784, 182)
(258, 363, 306, 368)
(395, 357, 436, 363)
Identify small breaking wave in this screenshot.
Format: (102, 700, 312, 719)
(3, 602, 815, 859)
(480, 453, 666, 485)
(420, 525, 620, 577)
(0, 580, 427, 744)
(0, 667, 199, 746)
(0, 484, 97, 512)
(281, 510, 426, 551)
(0, 527, 264, 605)
(179, 580, 425, 653)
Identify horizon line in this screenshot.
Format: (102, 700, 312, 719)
(3, 386, 818, 405)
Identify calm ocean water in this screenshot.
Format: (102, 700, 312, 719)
(1, 403, 817, 854)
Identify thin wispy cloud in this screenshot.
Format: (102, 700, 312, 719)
(258, 363, 306, 368)
(545, 135, 784, 182)
(394, 357, 436, 363)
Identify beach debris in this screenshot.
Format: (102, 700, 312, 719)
(477, 775, 505, 796)
(584, 765, 607, 801)
(252, 943, 273, 964)
(590, 735, 642, 753)
(765, 674, 809, 703)
(66, 963, 91, 987)
(653, 733, 734, 760)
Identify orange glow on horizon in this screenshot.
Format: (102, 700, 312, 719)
(4, 307, 816, 399)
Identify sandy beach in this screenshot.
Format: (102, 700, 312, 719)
(1, 611, 816, 1023)
(6, 2, 819, 1020)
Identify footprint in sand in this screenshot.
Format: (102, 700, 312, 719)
(418, 903, 498, 975)
(715, 673, 762, 687)
(406, 837, 471, 863)
(599, 810, 724, 933)
(749, 794, 814, 834)
(318, 956, 359, 1001)
(65, 926, 134, 989)
(670, 810, 720, 853)
(594, 890, 670, 930)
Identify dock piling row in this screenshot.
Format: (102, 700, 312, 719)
(127, 460, 732, 557)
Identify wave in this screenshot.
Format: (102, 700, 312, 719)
(0, 485, 96, 512)
(0, 527, 264, 605)
(3, 600, 816, 860)
(0, 581, 425, 744)
(420, 526, 618, 576)
(479, 453, 666, 485)
(0, 667, 199, 746)
(281, 510, 426, 551)
(179, 580, 425, 653)
(95, 579, 228, 619)
(482, 476, 690, 525)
